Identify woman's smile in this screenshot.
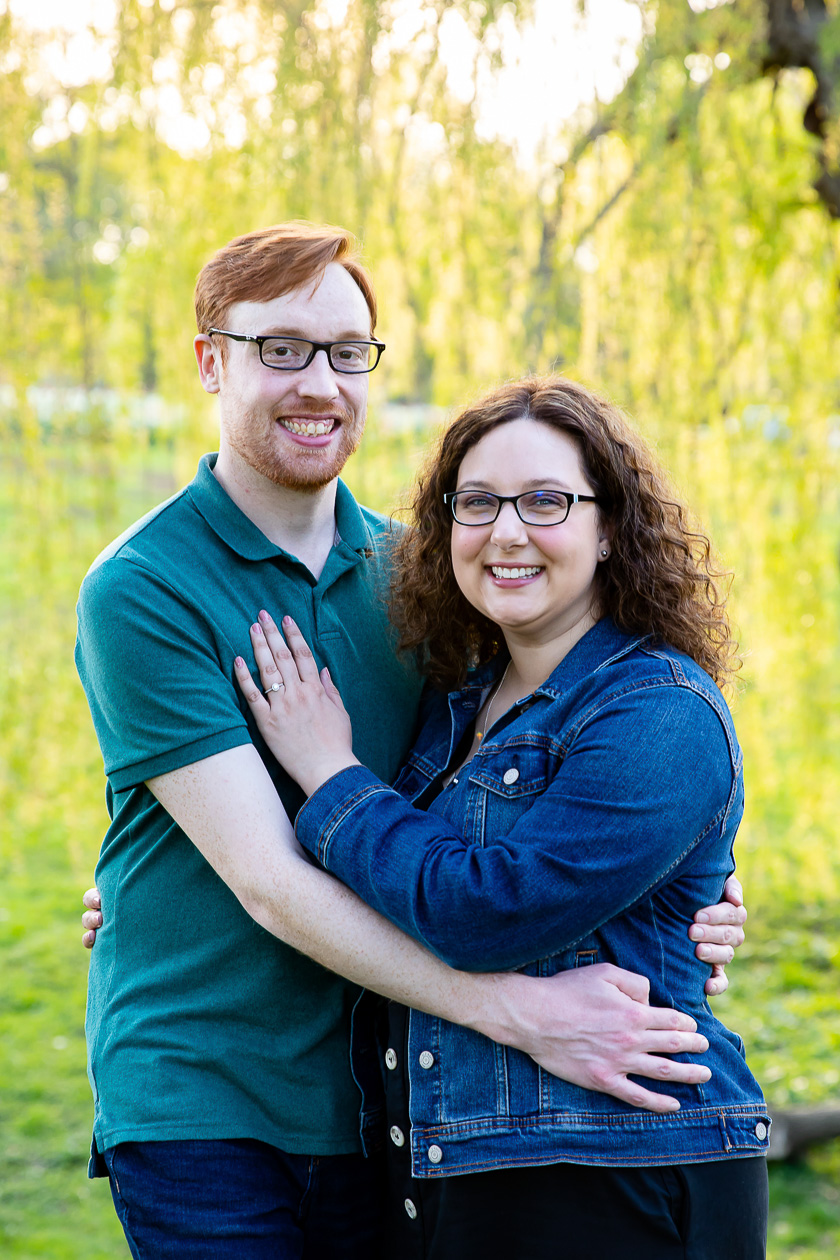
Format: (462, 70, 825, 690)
(487, 564, 545, 583)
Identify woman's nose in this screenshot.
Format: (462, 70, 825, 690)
(489, 501, 528, 547)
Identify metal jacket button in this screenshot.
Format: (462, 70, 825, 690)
(390, 1126, 405, 1147)
(385, 1048, 398, 1070)
(404, 1199, 418, 1220)
(503, 767, 519, 785)
(755, 1122, 767, 1140)
(418, 1051, 434, 1069)
(428, 1144, 443, 1164)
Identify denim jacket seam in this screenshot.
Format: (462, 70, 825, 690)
(411, 1102, 768, 1133)
(316, 782, 396, 866)
(475, 675, 694, 763)
(666, 671, 743, 829)
(403, 751, 439, 778)
(564, 678, 741, 820)
(559, 672, 722, 752)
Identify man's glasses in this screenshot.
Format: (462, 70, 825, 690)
(207, 329, 385, 374)
(444, 489, 600, 527)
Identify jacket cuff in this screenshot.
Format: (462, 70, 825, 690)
(295, 764, 394, 867)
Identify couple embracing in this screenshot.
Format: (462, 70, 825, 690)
(77, 221, 768, 1259)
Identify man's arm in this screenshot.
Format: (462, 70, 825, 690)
(138, 742, 713, 1112)
(82, 876, 746, 994)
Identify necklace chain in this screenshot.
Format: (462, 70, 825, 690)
(476, 661, 511, 743)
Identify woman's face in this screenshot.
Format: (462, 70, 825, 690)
(450, 418, 610, 651)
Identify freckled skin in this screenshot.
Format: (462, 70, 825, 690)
(195, 264, 371, 494)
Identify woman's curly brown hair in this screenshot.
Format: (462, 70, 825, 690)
(391, 376, 739, 691)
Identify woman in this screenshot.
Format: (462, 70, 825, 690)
(239, 375, 769, 1258)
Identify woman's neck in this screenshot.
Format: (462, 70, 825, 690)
(502, 608, 600, 697)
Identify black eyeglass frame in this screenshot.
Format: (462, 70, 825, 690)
(207, 328, 386, 374)
(443, 489, 600, 526)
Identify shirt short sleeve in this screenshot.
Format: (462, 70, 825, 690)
(76, 554, 251, 791)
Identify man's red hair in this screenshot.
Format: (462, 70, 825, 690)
(194, 222, 377, 343)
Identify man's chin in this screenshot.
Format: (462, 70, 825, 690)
(258, 441, 360, 494)
(228, 420, 364, 494)
(266, 466, 339, 494)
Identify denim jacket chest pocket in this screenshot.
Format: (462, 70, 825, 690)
(465, 738, 557, 847)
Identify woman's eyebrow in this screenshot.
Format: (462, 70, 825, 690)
(456, 478, 571, 490)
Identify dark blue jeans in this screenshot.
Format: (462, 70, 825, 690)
(103, 1138, 386, 1259)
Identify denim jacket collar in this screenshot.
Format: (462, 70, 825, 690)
(461, 617, 651, 706)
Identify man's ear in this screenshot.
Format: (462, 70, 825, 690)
(194, 335, 221, 395)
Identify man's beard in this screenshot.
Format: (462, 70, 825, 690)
(229, 406, 365, 493)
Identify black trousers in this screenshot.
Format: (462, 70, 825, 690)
(386, 1154, 768, 1260)
(384, 1004, 768, 1260)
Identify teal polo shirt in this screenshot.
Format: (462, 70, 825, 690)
(75, 453, 424, 1163)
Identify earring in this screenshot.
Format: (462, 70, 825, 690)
(600, 549, 609, 558)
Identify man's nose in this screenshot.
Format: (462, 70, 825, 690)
(294, 347, 340, 397)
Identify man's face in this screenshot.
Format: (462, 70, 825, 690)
(204, 263, 372, 492)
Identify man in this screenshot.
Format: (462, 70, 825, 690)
(76, 222, 745, 1258)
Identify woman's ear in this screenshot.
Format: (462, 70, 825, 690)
(597, 521, 614, 561)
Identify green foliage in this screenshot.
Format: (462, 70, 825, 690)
(2, 0, 840, 1254)
(818, 14, 840, 64)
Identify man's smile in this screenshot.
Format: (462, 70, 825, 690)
(279, 417, 336, 436)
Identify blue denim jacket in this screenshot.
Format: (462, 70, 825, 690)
(296, 618, 770, 1176)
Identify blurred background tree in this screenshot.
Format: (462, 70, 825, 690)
(1, 1, 839, 1256)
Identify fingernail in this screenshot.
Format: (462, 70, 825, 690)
(699, 945, 712, 959)
(252, 623, 263, 636)
(696, 911, 710, 923)
(283, 615, 293, 626)
(259, 610, 270, 623)
(234, 656, 245, 668)
(690, 925, 704, 939)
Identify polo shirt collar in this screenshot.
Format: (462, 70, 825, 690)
(187, 453, 373, 563)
